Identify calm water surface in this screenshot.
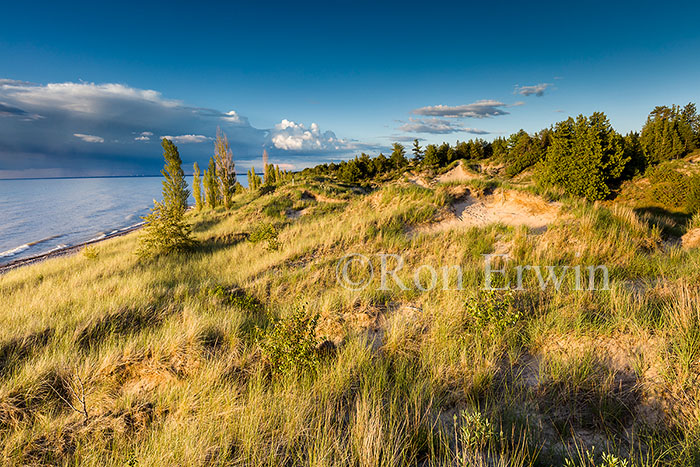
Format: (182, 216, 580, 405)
(0, 175, 246, 264)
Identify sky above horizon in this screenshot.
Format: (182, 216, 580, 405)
(1, 0, 700, 178)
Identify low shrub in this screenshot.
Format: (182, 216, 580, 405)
(256, 305, 320, 376)
(248, 223, 280, 251)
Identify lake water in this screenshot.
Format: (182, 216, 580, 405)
(0, 175, 247, 265)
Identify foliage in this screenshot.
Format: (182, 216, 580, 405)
(203, 157, 219, 209)
(257, 305, 320, 376)
(159, 138, 189, 215)
(538, 112, 628, 201)
(192, 162, 203, 211)
(247, 167, 262, 191)
(248, 222, 280, 251)
(564, 446, 631, 467)
(214, 128, 236, 209)
(640, 103, 699, 164)
(646, 164, 700, 213)
(411, 139, 423, 161)
(465, 290, 519, 332)
(137, 139, 195, 258)
(504, 129, 551, 177)
(454, 410, 495, 453)
(390, 142, 408, 170)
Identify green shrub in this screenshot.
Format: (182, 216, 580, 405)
(646, 164, 700, 212)
(257, 305, 320, 376)
(465, 290, 520, 332)
(248, 223, 280, 251)
(564, 446, 631, 467)
(454, 410, 495, 453)
(206, 285, 264, 314)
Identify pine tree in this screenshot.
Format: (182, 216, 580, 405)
(204, 157, 218, 209)
(214, 127, 236, 209)
(137, 139, 195, 257)
(192, 162, 203, 211)
(390, 143, 407, 170)
(539, 113, 628, 201)
(412, 139, 423, 161)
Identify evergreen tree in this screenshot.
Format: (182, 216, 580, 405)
(214, 128, 236, 209)
(137, 139, 194, 257)
(640, 104, 697, 164)
(192, 162, 203, 211)
(411, 139, 423, 161)
(539, 113, 628, 201)
(389, 143, 407, 170)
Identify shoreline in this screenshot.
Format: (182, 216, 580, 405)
(0, 224, 144, 275)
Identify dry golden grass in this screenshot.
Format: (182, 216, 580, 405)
(0, 176, 699, 465)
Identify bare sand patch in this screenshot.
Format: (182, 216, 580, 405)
(682, 228, 700, 249)
(418, 189, 561, 233)
(436, 161, 479, 183)
(404, 172, 430, 188)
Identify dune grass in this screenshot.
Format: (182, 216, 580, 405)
(1, 176, 700, 466)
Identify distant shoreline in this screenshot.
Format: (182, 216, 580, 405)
(0, 174, 248, 181)
(0, 224, 144, 275)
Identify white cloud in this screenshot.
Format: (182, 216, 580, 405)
(73, 133, 104, 143)
(222, 110, 243, 124)
(161, 134, 211, 144)
(270, 119, 353, 151)
(0, 78, 357, 178)
(0, 81, 181, 114)
(413, 100, 509, 118)
(514, 83, 552, 97)
(134, 131, 153, 141)
(398, 118, 489, 135)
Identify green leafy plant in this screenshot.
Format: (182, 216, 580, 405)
(465, 290, 520, 332)
(565, 446, 631, 467)
(454, 410, 495, 453)
(257, 305, 320, 376)
(248, 223, 280, 251)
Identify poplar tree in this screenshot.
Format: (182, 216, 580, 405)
(214, 127, 236, 209)
(137, 139, 194, 257)
(203, 157, 218, 209)
(192, 162, 203, 211)
(248, 167, 262, 190)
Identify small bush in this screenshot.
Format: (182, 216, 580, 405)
(206, 285, 264, 314)
(454, 410, 495, 453)
(248, 223, 280, 251)
(82, 246, 99, 260)
(257, 305, 320, 376)
(465, 290, 520, 332)
(564, 446, 631, 467)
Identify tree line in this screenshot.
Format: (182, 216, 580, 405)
(304, 102, 699, 202)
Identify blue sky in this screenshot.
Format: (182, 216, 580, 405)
(1, 0, 700, 178)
